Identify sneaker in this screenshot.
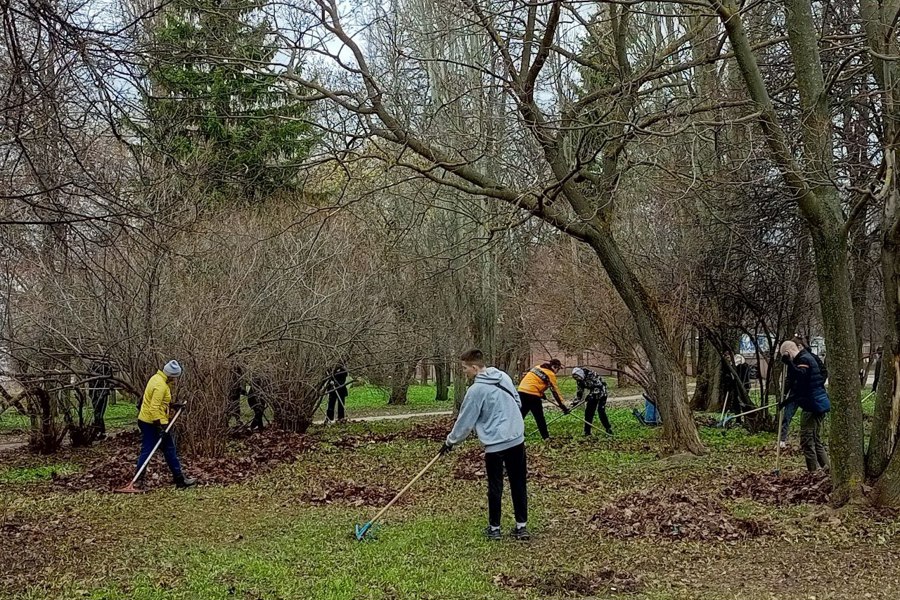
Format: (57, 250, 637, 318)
(511, 525, 530, 541)
(779, 441, 788, 450)
(96, 432, 107, 441)
(604, 429, 613, 437)
(484, 526, 501, 541)
(174, 475, 197, 489)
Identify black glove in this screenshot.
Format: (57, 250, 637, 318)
(439, 442, 453, 456)
(780, 354, 791, 365)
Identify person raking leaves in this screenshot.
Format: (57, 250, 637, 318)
(133, 360, 196, 489)
(517, 358, 570, 440)
(440, 349, 530, 541)
(572, 367, 612, 436)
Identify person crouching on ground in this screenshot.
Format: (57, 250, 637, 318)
(779, 341, 831, 472)
(517, 358, 570, 440)
(441, 349, 529, 541)
(134, 360, 196, 488)
(572, 367, 612, 436)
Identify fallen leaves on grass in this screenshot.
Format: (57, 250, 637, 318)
(450, 447, 554, 481)
(721, 470, 831, 506)
(399, 417, 455, 441)
(53, 428, 315, 492)
(590, 489, 769, 542)
(332, 431, 400, 449)
(301, 479, 399, 507)
(494, 565, 643, 596)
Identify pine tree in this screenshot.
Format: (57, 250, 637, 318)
(137, 0, 315, 201)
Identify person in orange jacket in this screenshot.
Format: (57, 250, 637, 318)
(516, 359, 570, 440)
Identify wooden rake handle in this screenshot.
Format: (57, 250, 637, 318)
(130, 407, 185, 485)
(367, 452, 443, 528)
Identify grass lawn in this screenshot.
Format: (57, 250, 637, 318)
(2, 405, 898, 600)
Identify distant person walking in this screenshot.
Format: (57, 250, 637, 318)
(779, 341, 831, 472)
(516, 359, 570, 440)
(325, 363, 349, 423)
(88, 358, 114, 440)
(872, 347, 883, 393)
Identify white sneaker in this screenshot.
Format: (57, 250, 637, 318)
(779, 441, 788, 450)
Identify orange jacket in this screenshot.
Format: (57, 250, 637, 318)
(517, 366, 564, 404)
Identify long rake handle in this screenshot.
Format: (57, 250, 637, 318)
(525, 399, 584, 437)
(366, 452, 442, 529)
(130, 407, 184, 485)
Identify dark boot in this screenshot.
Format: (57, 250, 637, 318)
(174, 474, 197, 489)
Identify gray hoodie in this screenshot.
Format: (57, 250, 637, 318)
(446, 367, 525, 453)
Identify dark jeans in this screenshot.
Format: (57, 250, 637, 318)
(584, 396, 611, 435)
(327, 391, 347, 421)
(485, 443, 528, 527)
(248, 398, 266, 429)
(800, 411, 830, 472)
(136, 419, 183, 478)
(90, 387, 110, 434)
(779, 401, 798, 443)
(519, 392, 549, 439)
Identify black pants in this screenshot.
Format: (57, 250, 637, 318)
(248, 398, 265, 429)
(90, 387, 110, 435)
(485, 443, 528, 527)
(584, 396, 611, 435)
(519, 392, 549, 439)
(327, 390, 347, 421)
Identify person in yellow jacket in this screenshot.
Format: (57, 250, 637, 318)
(517, 359, 570, 439)
(133, 360, 196, 488)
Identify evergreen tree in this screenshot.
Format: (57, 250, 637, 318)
(136, 0, 315, 201)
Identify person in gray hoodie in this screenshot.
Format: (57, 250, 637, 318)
(440, 348, 529, 541)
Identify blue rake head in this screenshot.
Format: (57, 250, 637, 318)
(355, 521, 375, 541)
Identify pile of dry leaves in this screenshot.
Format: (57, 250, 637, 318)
(721, 470, 831, 505)
(590, 489, 770, 542)
(301, 479, 399, 507)
(53, 428, 315, 492)
(494, 566, 643, 596)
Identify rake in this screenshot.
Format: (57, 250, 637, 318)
(525, 399, 585, 438)
(114, 406, 185, 494)
(355, 452, 442, 541)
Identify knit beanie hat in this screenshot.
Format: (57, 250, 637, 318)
(572, 367, 585, 380)
(163, 360, 183, 377)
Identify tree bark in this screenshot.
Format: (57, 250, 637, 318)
(692, 332, 723, 411)
(388, 362, 414, 405)
(435, 358, 450, 402)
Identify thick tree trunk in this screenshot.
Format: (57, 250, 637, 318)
(452, 361, 466, 411)
(388, 362, 414, 405)
(692, 333, 722, 411)
(868, 187, 900, 485)
(809, 227, 866, 503)
(588, 232, 703, 454)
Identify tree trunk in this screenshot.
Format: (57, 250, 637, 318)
(588, 232, 703, 454)
(868, 187, 900, 483)
(388, 362, 414, 405)
(435, 358, 450, 402)
(453, 361, 466, 411)
(692, 332, 723, 411)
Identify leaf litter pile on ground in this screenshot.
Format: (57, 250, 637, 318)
(494, 564, 644, 597)
(590, 488, 770, 541)
(722, 470, 832, 505)
(49, 428, 315, 492)
(301, 479, 399, 506)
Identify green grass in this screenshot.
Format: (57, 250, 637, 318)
(0, 463, 78, 484)
(0, 399, 137, 435)
(3, 407, 900, 600)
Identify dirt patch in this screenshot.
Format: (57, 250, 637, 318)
(721, 470, 831, 506)
(590, 489, 769, 542)
(494, 566, 643, 596)
(300, 479, 399, 506)
(49, 428, 315, 492)
(451, 446, 553, 481)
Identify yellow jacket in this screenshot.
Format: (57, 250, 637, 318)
(138, 370, 173, 425)
(517, 366, 563, 403)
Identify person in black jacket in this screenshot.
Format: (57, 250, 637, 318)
(326, 364, 349, 422)
(88, 358, 114, 440)
(872, 347, 883, 393)
(572, 367, 612, 436)
(779, 340, 831, 472)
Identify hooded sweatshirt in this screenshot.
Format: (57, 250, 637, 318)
(446, 367, 525, 453)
